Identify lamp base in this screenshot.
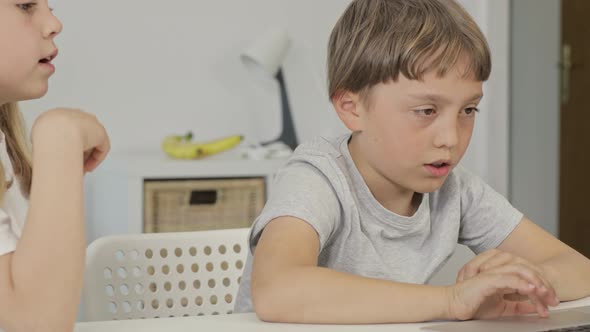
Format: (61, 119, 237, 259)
(261, 139, 292, 150)
(242, 140, 293, 160)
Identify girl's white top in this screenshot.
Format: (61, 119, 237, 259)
(0, 130, 29, 256)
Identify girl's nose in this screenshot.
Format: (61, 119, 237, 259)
(43, 11, 63, 39)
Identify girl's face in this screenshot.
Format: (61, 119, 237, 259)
(0, 0, 62, 104)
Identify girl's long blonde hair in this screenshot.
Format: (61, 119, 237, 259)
(0, 102, 32, 202)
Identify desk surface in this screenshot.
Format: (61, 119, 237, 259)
(75, 297, 590, 332)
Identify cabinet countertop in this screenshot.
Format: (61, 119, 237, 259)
(97, 149, 288, 178)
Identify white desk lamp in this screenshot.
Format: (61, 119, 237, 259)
(241, 28, 299, 152)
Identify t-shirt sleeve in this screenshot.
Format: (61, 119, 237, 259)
(457, 167, 524, 254)
(0, 208, 18, 256)
(248, 161, 341, 254)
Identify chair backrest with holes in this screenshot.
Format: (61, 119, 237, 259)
(82, 228, 250, 321)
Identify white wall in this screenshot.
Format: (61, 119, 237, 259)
(20, 0, 349, 151)
(510, 0, 561, 235)
(19, 0, 509, 193)
(457, 0, 511, 196)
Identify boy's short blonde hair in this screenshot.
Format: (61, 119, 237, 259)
(328, 0, 491, 100)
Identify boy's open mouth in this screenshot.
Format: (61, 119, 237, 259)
(425, 161, 452, 177)
(428, 162, 450, 169)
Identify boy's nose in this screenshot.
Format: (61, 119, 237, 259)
(433, 117, 459, 149)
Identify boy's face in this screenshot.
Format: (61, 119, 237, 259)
(0, 0, 62, 103)
(339, 58, 483, 195)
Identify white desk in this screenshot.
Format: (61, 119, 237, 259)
(75, 297, 590, 332)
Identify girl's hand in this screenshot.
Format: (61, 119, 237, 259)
(456, 249, 559, 317)
(32, 108, 110, 172)
(448, 272, 546, 320)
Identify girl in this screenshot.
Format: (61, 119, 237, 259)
(0, 0, 110, 331)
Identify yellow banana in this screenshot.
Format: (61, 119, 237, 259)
(195, 134, 244, 157)
(162, 132, 244, 159)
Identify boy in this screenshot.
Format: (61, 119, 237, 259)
(234, 0, 590, 324)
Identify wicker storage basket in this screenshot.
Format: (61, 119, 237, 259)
(143, 178, 265, 233)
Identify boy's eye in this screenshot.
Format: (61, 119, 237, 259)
(17, 2, 37, 12)
(462, 107, 480, 116)
(415, 108, 436, 116)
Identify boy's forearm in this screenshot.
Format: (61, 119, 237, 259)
(541, 250, 590, 301)
(253, 266, 452, 324)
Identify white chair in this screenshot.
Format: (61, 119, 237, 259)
(82, 228, 250, 321)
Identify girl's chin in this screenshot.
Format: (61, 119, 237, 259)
(19, 87, 49, 101)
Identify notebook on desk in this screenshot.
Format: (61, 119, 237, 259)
(422, 306, 590, 332)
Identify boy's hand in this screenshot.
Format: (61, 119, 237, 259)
(456, 249, 559, 317)
(448, 272, 543, 320)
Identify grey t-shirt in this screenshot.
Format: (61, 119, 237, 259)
(234, 134, 523, 313)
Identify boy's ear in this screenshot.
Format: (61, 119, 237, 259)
(332, 90, 363, 132)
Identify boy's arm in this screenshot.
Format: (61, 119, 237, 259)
(497, 217, 590, 301)
(252, 217, 540, 324)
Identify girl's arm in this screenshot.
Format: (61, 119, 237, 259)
(252, 216, 545, 324)
(0, 110, 108, 332)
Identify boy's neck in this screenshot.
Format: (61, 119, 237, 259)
(347, 135, 420, 217)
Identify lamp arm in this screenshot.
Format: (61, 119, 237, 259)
(262, 68, 299, 150)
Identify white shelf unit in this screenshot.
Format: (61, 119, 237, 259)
(84, 149, 286, 243)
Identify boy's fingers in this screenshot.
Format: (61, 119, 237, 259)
(484, 264, 558, 310)
(502, 300, 537, 317)
(504, 293, 529, 302)
(457, 266, 465, 282)
(462, 249, 502, 280)
(493, 264, 545, 288)
(513, 301, 539, 316)
(536, 284, 560, 307)
(461, 250, 556, 306)
(490, 276, 549, 318)
(487, 273, 536, 297)
(483, 258, 558, 307)
(479, 252, 516, 272)
(491, 264, 557, 306)
(504, 264, 558, 307)
(529, 295, 549, 318)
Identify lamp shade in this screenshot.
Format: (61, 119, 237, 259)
(241, 28, 291, 77)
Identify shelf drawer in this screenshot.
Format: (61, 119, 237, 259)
(143, 177, 266, 233)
